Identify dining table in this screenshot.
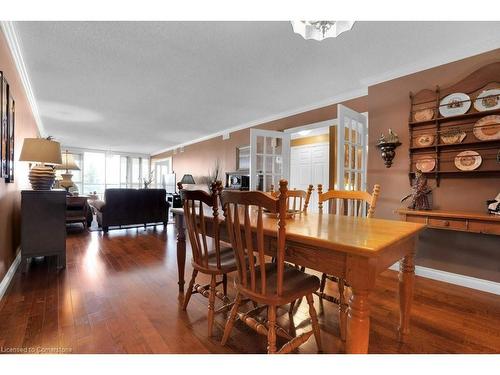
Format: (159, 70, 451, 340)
(172, 206, 426, 354)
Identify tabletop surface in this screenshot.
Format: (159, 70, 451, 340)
(172, 207, 425, 257)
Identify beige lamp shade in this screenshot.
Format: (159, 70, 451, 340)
(55, 152, 80, 171)
(19, 138, 62, 165)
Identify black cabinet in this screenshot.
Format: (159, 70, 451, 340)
(21, 190, 67, 272)
(167, 193, 182, 208)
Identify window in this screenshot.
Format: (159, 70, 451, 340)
(106, 154, 121, 189)
(64, 148, 150, 198)
(142, 158, 150, 186)
(83, 152, 106, 196)
(120, 156, 128, 188)
(130, 157, 140, 188)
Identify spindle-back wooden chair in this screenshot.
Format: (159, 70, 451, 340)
(220, 180, 322, 354)
(181, 181, 237, 336)
(316, 183, 381, 340)
(269, 184, 314, 213)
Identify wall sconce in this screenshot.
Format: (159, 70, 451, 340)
(376, 129, 401, 168)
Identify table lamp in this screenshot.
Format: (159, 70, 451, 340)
(55, 150, 80, 191)
(19, 137, 62, 190)
(180, 174, 196, 185)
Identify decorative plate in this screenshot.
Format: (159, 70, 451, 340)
(439, 93, 471, 117)
(413, 108, 435, 122)
(473, 115, 500, 141)
(440, 128, 466, 144)
(454, 151, 482, 171)
(474, 89, 500, 112)
(415, 133, 435, 147)
(415, 158, 436, 173)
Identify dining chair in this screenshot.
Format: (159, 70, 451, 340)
(181, 180, 237, 336)
(316, 183, 381, 340)
(269, 184, 314, 213)
(220, 180, 322, 354)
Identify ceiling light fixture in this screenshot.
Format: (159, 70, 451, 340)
(291, 21, 355, 41)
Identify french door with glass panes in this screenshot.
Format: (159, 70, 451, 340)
(336, 104, 368, 213)
(250, 129, 290, 191)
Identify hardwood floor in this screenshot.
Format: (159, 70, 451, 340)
(0, 224, 499, 354)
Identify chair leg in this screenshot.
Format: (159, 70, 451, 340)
(319, 273, 327, 294)
(221, 293, 241, 346)
(338, 278, 347, 341)
(182, 270, 198, 310)
(207, 275, 217, 337)
(306, 293, 322, 352)
(267, 305, 277, 354)
(288, 300, 296, 315)
(222, 273, 228, 296)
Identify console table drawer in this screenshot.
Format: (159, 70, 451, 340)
(397, 209, 500, 236)
(427, 217, 466, 231)
(468, 220, 500, 235)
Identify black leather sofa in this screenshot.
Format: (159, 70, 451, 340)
(94, 188, 169, 232)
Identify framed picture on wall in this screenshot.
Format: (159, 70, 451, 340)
(0, 73, 8, 179)
(6, 87, 15, 182)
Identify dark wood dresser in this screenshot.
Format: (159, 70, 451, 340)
(21, 190, 67, 272)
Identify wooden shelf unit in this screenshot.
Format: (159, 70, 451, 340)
(408, 62, 500, 186)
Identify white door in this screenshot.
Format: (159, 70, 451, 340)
(337, 104, 368, 213)
(290, 143, 329, 213)
(250, 129, 291, 191)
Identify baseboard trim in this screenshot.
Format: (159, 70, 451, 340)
(389, 263, 500, 296)
(0, 250, 21, 302)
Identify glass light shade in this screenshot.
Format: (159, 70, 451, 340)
(19, 138, 62, 165)
(56, 152, 80, 171)
(291, 21, 355, 41)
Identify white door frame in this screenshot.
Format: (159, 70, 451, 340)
(337, 105, 368, 192)
(250, 129, 291, 191)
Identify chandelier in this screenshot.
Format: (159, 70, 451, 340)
(291, 21, 355, 41)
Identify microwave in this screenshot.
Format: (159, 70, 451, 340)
(226, 171, 250, 191)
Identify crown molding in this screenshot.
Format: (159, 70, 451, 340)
(151, 87, 368, 156)
(1, 21, 45, 137)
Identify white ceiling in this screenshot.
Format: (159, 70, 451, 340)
(13, 21, 500, 155)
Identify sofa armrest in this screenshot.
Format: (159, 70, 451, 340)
(92, 200, 106, 212)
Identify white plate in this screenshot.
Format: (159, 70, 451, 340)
(454, 151, 482, 171)
(474, 89, 500, 112)
(439, 93, 471, 117)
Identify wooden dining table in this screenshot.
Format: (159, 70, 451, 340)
(172, 207, 425, 354)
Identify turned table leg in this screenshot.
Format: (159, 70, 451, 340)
(346, 288, 371, 354)
(398, 249, 416, 342)
(176, 213, 186, 293)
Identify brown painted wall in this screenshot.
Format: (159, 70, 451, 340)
(0, 32, 39, 282)
(367, 49, 500, 282)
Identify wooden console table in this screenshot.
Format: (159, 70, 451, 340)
(397, 209, 500, 236)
